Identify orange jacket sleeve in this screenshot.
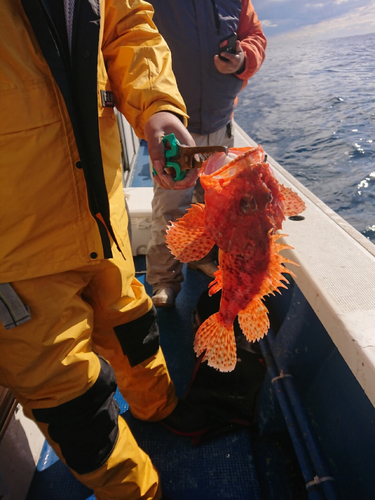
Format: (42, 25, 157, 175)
(236, 0, 267, 83)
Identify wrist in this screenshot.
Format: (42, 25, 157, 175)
(235, 56, 246, 75)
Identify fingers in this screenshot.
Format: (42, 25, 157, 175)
(173, 168, 199, 190)
(144, 111, 198, 189)
(214, 41, 244, 74)
(152, 159, 175, 189)
(152, 160, 199, 190)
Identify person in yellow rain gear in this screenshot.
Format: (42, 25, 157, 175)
(0, 1, 207, 499)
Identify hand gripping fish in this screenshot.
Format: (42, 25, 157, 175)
(166, 146, 306, 372)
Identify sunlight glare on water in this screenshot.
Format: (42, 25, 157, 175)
(235, 32, 375, 243)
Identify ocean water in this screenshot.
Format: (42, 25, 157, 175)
(235, 32, 375, 243)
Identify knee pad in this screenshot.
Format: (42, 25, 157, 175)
(114, 305, 160, 366)
(33, 356, 119, 475)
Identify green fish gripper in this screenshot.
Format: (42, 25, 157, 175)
(152, 133, 185, 181)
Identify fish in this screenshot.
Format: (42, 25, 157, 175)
(166, 145, 306, 372)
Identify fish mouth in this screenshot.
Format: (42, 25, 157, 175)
(200, 148, 247, 176)
(200, 151, 239, 176)
(199, 146, 266, 189)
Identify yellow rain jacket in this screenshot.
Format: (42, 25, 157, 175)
(1, 2, 187, 498)
(0, 0, 188, 283)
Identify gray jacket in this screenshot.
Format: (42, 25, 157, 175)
(149, 0, 243, 135)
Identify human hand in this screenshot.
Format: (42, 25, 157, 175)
(144, 112, 199, 190)
(214, 41, 245, 75)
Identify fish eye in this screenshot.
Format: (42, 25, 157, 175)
(239, 196, 257, 214)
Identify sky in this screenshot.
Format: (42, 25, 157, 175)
(252, 0, 375, 43)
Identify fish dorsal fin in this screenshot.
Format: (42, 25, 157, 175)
(279, 184, 306, 216)
(165, 203, 215, 262)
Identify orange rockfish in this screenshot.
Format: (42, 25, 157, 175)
(166, 146, 306, 372)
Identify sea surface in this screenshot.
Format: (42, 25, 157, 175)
(235, 32, 375, 243)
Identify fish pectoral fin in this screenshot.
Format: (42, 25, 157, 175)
(279, 184, 306, 216)
(238, 298, 270, 343)
(165, 203, 215, 262)
(194, 313, 237, 372)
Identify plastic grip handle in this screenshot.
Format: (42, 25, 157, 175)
(152, 134, 185, 181)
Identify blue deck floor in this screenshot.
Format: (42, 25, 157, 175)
(128, 139, 153, 188)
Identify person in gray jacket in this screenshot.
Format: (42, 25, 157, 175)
(146, 0, 267, 307)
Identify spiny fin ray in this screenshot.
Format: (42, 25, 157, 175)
(208, 266, 223, 295)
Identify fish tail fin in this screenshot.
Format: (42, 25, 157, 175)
(238, 298, 270, 343)
(194, 313, 237, 372)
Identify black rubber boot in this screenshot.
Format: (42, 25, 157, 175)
(160, 399, 211, 437)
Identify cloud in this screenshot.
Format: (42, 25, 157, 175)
(255, 0, 375, 41)
(261, 19, 279, 27)
(269, 0, 375, 43)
